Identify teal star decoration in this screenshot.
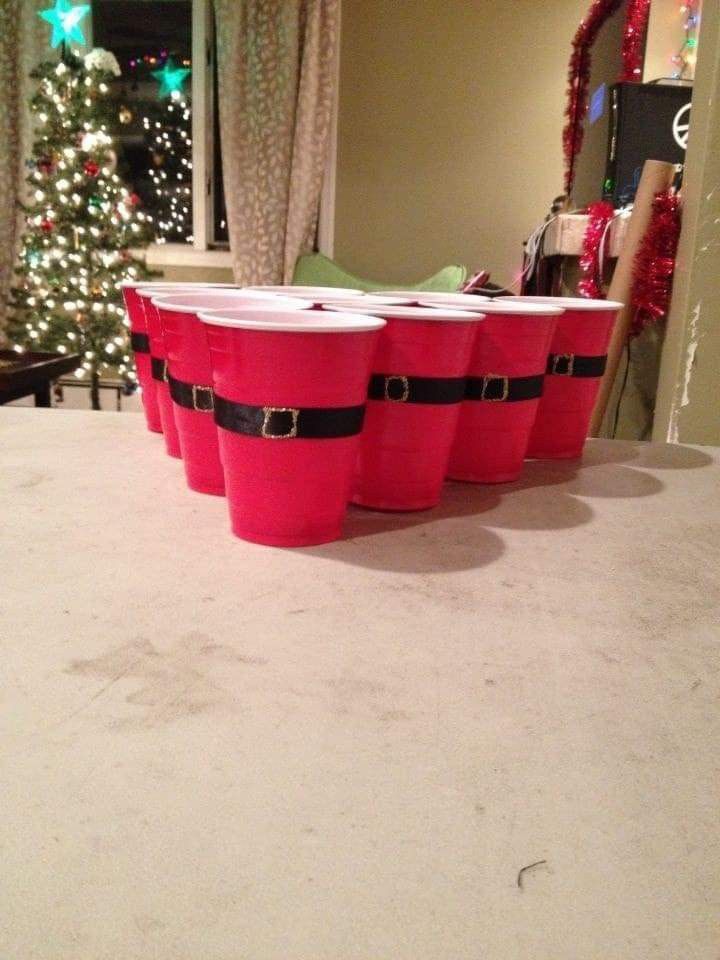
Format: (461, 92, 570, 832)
(38, 0, 90, 48)
(152, 58, 191, 98)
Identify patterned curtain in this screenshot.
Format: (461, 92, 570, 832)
(213, 0, 340, 284)
(0, 0, 46, 332)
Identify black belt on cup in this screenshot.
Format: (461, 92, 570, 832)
(546, 353, 607, 378)
(130, 331, 150, 353)
(368, 373, 466, 404)
(213, 395, 366, 439)
(151, 357, 167, 382)
(465, 373, 544, 402)
(168, 374, 214, 413)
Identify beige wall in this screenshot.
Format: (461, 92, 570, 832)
(157, 265, 234, 283)
(644, 0, 700, 81)
(653, 0, 720, 444)
(333, 0, 590, 288)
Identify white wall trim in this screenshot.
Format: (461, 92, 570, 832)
(317, 0, 341, 257)
(191, 0, 212, 252)
(141, 243, 232, 269)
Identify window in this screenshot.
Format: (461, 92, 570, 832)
(92, 0, 229, 262)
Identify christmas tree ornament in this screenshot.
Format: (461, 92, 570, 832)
(38, 0, 91, 49)
(83, 160, 100, 177)
(83, 48, 121, 76)
(40, 218, 55, 233)
(151, 58, 191, 98)
(119, 105, 133, 125)
(103, 149, 118, 174)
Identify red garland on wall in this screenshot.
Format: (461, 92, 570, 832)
(578, 200, 616, 298)
(621, 0, 653, 82)
(629, 190, 682, 337)
(563, 0, 623, 196)
(563, 0, 651, 196)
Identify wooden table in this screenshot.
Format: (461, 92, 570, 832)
(1, 408, 718, 960)
(0, 349, 81, 406)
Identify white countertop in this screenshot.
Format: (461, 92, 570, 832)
(2, 407, 718, 960)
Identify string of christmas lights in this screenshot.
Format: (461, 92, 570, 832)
(144, 89, 193, 244)
(671, 0, 700, 78)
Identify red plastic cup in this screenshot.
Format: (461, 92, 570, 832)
(153, 292, 312, 495)
(334, 305, 482, 511)
(379, 291, 490, 307)
(137, 283, 237, 458)
(504, 296, 623, 459)
(197, 308, 385, 546)
(441, 301, 563, 483)
(121, 280, 183, 433)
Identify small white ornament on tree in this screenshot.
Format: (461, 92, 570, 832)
(83, 48, 121, 77)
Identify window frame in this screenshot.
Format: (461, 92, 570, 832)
(145, 0, 230, 268)
(121, 0, 339, 270)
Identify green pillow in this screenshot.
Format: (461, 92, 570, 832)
(292, 253, 467, 293)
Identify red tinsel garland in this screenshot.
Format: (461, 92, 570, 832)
(620, 0, 652, 82)
(563, 0, 623, 195)
(578, 200, 616, 298)
(563, 0, 650, 196)
(629, 190, 682, 337)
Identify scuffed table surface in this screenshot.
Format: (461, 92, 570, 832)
(1, 407, 719, 960)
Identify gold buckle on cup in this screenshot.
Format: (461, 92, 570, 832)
(552, 354, 575, 376)
(261, 406, 300, 439)
(481, 374, 509, 402)
(384, 375, 410, 402)
(192, 384, 214, 413)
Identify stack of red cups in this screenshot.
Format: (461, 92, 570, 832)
(430, 299, 564, 483)
(504, 296, 622, 459)
(330, 304, 483, 511)
(152, 290, 310, 495)
(197, 308, 385, 546)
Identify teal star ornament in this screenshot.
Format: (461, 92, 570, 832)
(38, 0, 90, 48)
(152, 58, 191, 98)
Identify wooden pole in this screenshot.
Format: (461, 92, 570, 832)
(589, 159, 677, 436)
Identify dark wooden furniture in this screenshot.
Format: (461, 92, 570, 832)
(0, 350, 81, 407)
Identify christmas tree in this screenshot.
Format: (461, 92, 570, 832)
(144, 59, 193, 244)
(6, 40, 155, 409)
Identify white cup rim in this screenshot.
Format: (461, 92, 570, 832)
(423, 300, 563, 316)
(326, 304, 483, 323)
(379, 290, 490, 303)
(502, 296, 624, 311)
(136, 283, 238, 298)
(198, 308, 386, 333)
(244, 285, 363, 298)
(317, 294, 417, 306)
(152, 292, 311, 313)
(123, 280, 237, 290)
